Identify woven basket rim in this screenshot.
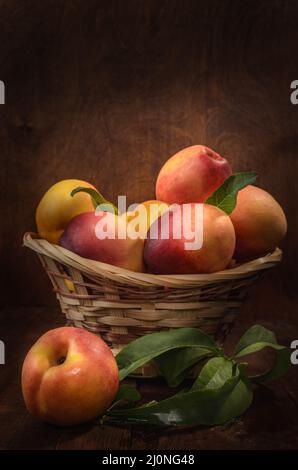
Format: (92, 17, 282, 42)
(23, 232, 282, 288)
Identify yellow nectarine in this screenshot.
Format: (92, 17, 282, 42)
(122, 200, 169, 239)
(36, 179, 96, 244)
(230, 185, 287, 260)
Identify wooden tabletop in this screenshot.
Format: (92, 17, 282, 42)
(0, 306, 297, 450)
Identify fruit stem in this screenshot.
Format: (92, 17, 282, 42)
(71, 187, 118, 215)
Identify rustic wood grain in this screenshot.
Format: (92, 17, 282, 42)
(0, 0, 297, 317)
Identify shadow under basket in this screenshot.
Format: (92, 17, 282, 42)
(23, 232, 282, 377)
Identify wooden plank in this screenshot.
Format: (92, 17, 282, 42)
(56, 425, 131, 450)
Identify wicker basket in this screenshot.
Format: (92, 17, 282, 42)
(23, 232, 282, 376)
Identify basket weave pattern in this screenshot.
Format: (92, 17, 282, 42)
(24, 232, 282, 363)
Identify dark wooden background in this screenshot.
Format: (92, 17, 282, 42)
(0, 0, 298, 451)
(0, 0, 297, 313)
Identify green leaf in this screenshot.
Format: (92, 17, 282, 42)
(235, 324, 277, 355)
(114, 384, 141, 404)
(107, 358, 252, 426)
(71, 187, 118, 215)
(191, 357, 236, 391)
(154, 346, 212, 387)
(116, 328, 221, 381)
(205, 172, 258, 214)
(234, 325, 291, 384)
(104, 326, 290, 427)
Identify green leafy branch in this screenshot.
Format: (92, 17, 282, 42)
(104, 325, 291, 427)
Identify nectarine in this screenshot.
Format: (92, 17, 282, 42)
(156, 145, 232, 204)
(21, 327, 119, 426)
(144, 203, 236, 274)
(230, 185, 287, 260)
(122, 200, 169, 239)
(36, 179, 96, 244)
(60, 211, 144, 272)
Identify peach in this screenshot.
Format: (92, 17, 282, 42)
(122, 200, 169, 239)
(230, 185, 287, 260)
(36, 179, 96, 244)
(21, 327, 119, 426)
(156, 145, 232, 204)
(60, 211, 144, 272)
(144, 203, 235, 274)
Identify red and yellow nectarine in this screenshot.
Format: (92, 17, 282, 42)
(156, 145, 232, 204)
(21, 327, 119, 426)
(144, 203, 235, 274)
(60, 211, 145, 272)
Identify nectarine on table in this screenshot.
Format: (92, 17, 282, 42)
(21, 327, 119, 426)
(156, 145, 232, 204)
(60, 211, 145, 272)
(144, 203, 235, 274)
(36, 179, 96, 244)
(230, 185, 287, 260)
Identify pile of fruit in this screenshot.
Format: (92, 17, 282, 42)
(35, 145, 287, 275)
